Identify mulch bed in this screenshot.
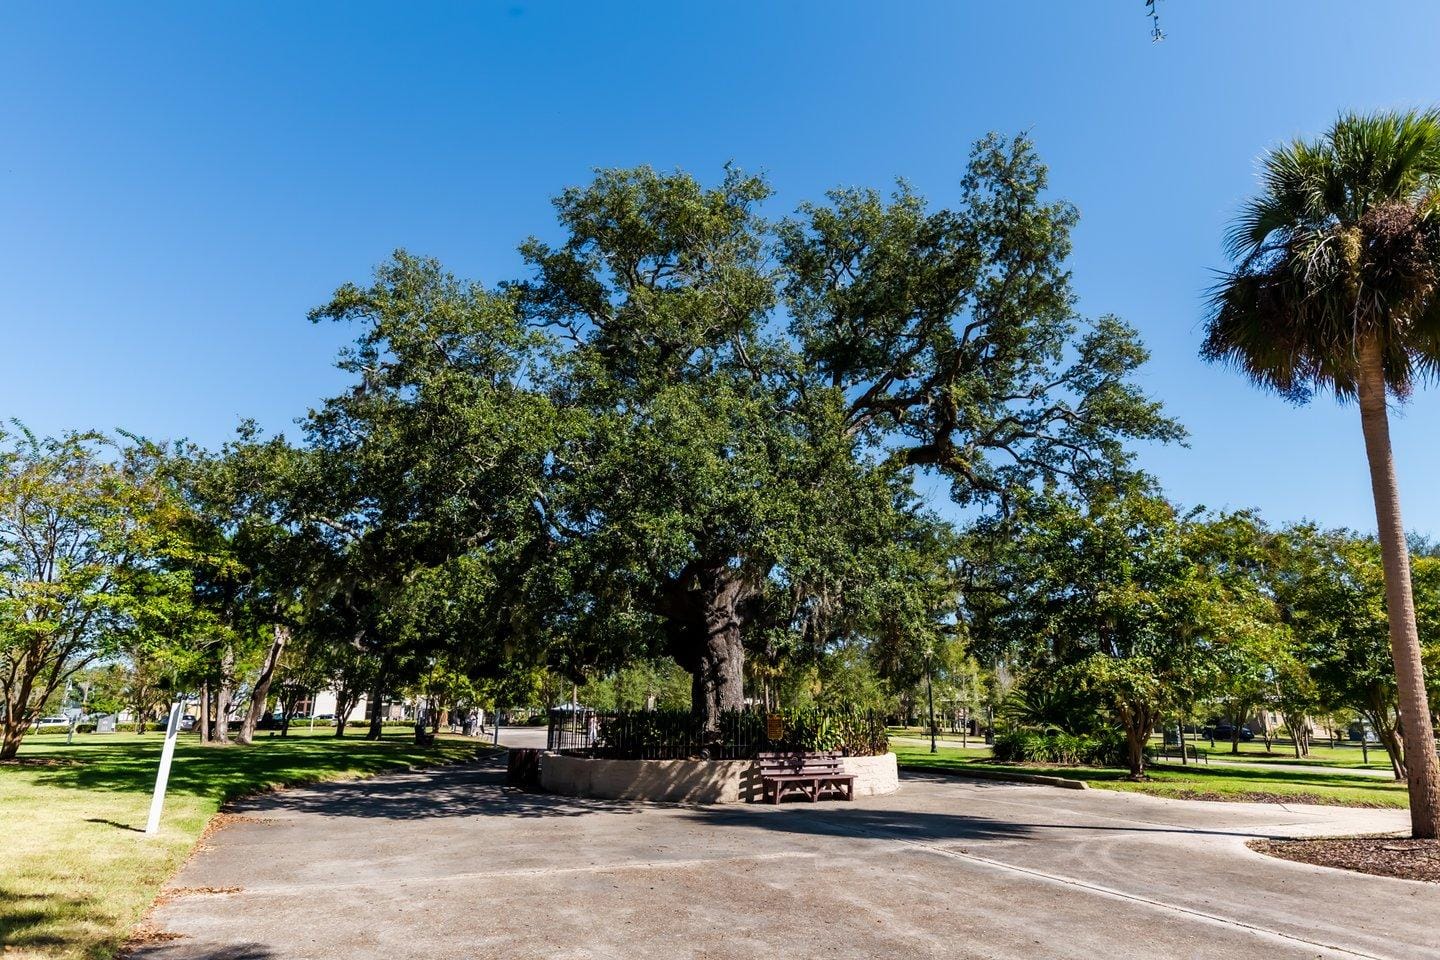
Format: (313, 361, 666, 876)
(1249, 837, 1440, 883)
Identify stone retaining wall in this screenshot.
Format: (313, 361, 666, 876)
(538, 752, 899, 804)
(842, 752, 900, 797)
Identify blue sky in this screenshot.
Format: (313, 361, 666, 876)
(4, 2, 1440, 536)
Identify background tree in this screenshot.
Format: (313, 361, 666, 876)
(0, 427, 189, 758)
(1204, 109, 1440, 836)
(304, 252, 556, 739)
(1186, 511, 1285, 755)
(1271, 526, 1409, 778)
(166, 431, 314, 745)
(1271, 639, 1322, 759)
(70, 662, 127, 719)
(977, 489, 1270, 778)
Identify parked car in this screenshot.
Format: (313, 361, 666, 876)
(1212, 722, 1254, 742)
(35, 716, 71, 729)
(311, 713, 335, 721)
(179, 715, 198, 731)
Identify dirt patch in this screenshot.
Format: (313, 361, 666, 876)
(118, 924, 186, 955)
(0, 756, 78, 767)
(1249, 836, 1440, 883)
(1147, 788, 1390, 808)
(190, 813, 275, 853)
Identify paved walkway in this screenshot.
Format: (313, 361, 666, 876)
(131, 760, 1434, 960)
(1195, 756, 1395, 779)
(892, 735, 1393, 779)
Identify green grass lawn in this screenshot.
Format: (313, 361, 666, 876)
(885, 726, 994, 752)
(0, 728, 491, 960)
(892, 744, 1409, 808)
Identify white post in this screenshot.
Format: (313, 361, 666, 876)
(145, 701, 183, 836)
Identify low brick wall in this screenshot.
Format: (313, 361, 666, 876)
(538, 752, 899, 804)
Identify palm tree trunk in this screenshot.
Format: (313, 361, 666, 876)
(1357, 339, 1440, 838)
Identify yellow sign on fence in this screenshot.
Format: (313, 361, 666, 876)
(766, 713, 784, 740)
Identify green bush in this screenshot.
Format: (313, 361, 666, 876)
(587, 706, 890, 759)
(778, 707, 889, 756)
(30, 721, 137, 734)
(992, 727, 1137, 767)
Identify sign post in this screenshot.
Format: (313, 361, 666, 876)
(145, 701, 184, 836)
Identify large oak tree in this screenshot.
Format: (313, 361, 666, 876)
(521, 135, 1178, 733)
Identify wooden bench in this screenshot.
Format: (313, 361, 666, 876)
(756, 750, 855, 804)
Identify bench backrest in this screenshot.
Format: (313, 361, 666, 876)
(756, 750, 845, 775)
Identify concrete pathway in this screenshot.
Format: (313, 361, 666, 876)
(493, 725, 549, 750)
(891, 735, 1393, 779)
(130, 759, 1434, 960)
(1194, 756, 1396, 779)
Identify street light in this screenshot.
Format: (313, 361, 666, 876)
(925, 646, 936, 754)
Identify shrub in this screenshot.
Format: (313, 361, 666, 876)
(992, 727, 1138, 768)
(778, 707, 889, 757)
(586, 706, 889, 759)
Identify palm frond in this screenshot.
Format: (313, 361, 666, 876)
(1206, 109, 1440, 401)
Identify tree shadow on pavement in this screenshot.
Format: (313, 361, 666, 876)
(122, 940, 277, 960)
(225, 760, 647, 821)
(686, 776, 1291, 843)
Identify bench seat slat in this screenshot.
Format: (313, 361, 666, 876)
(763, 773, 854, 781)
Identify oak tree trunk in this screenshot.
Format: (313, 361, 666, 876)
(0, 714, 25, 760)
(366, 662, 388, 741)
(1357, 340, 1440, 838)
(212, 646, 235, 744)
(0, 652, 43, 759)
(238, 625, 289, 745)
(1125, 721, 1148, 780)
(333, 687, 354, 738)
(199, 682, 211, 745)
(664, 565, 752, 742)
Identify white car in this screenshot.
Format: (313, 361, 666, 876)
(35, 716, 71, 728)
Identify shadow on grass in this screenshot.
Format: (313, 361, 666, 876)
(20, 732, 491, 807)
(0, 890, 105, 952)
(85, 817, 146, 833)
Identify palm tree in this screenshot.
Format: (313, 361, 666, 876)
(1205, 110, 1440, 839)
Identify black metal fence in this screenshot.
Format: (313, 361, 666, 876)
(546, 706, 888, 759)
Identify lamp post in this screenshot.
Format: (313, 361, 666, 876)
(925, 647, 936, 754)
